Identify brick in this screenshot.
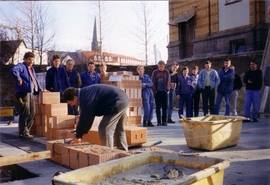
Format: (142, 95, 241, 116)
(35, 103, 41, 115)
(125, 126, 147, 145)
(44, 103, 67, 117)
(128, 98, 142, 107)
(82, 127, 102, 145)
(126, 116, 142, 126)
(41, 92, 60, 104)
(34, 115, 42, 125)
(53, 128, 75, 140)
(36, 125, 47, 136)
(52, 115, 76, 129)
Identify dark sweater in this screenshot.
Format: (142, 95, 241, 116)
(243, 69, 262, 90)
(76, 84, 130, 138)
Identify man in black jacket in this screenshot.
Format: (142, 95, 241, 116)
(243, 61, 262, 122)
(63, 84, 129, 151)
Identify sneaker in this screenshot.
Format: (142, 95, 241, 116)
(167, 118, 175, 123)
(243, 120, 251, 123)
(19, 133, 34, 139)
(253, 118, 258, 122)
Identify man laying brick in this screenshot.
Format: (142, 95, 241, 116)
(62, 84, 130, 151)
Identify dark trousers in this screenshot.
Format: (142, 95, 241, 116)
(16, 92, 35, 135)
(178, 94, 192, 118)
(154, 91, 168, 123)
(201, 86, 215, 116)
(191, 90, 201, 117)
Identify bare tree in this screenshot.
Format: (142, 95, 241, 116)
(1, 1, 56, 64)
(129, 1, 163, 65)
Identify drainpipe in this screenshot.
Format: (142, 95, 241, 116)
(253, 0, 256, 51)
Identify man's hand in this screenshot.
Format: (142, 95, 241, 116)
(70, 138, 81, 144)
(17, 79, 22, 86)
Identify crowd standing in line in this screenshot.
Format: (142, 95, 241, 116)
(10, 52, 48, 139)
(198, 61, 220, 116)
(151, 60, 171, 126)
(189, 66, 200, 117)
(167, 62, 179, 123)
(65, 59, 82, 115)
(243, 61, 262, 122)
(137, 65, 155, 127)
(175, 67, 194, 118)
(80, 61, 100, 88)
(215, 59, 235, 116)
(45, 54, 70, 102)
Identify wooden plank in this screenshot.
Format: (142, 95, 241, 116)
(0, 150, 51, 167)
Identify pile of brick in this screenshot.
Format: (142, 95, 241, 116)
(46, 139, 131, 169)
(32, 92, 76, 139)
(35, 71, 147, 168)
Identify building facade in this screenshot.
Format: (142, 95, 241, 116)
(167, 0, 270, 62)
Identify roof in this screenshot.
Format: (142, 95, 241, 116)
(168, 12, 196, 26)
(0, 40, 26, 64)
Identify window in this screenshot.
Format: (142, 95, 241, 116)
(230, 39, 245, 54)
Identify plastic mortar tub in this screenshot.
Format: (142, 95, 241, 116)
(180, 114, 248, 151)
(52, 151, 230, 185)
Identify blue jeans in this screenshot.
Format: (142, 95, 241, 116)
(244, 90, 260, 119)
(167, 89, 175, 119)
(215, 92, 231, 115)
(178, 94, 192, 118)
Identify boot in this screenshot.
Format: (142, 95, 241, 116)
(143, 120, 147, 127)
(167, 118, 175, 123)
(147, 120, 155, 127)
(162, 122, 168, 126)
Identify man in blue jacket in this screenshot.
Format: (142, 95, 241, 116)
(215, 59, 235, 115)
(80, 62, 100, 88)
(10, 52, 47, 139)
(65, 59, 81, 115)
(46, 54, 70, 100)
(198, 61, 220, 116)
(62, 84, 129, 151)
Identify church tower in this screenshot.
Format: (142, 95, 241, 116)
(91, 17, 99, 52)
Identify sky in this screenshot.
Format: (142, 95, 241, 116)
(0, 1, 169, 65)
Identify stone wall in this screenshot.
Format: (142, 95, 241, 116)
(1, 51, 269, 113)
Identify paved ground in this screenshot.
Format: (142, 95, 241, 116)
(0, 111, 270, 185)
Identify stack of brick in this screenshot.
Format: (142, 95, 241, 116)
(46, 139, 131, 169)
(33, 92, 76, 140)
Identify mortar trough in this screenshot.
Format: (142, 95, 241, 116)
(52, 151, 230, 185)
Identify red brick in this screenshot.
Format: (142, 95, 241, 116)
(125, 126, 147, 145)
(44, 103, 67, 117)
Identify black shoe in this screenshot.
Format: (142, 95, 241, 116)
(19, 133, 34, 139)
(157, 122, 161, 126)
(167, 118, 175, 123)
(143, 120, 147, 127)
(147, 121, 155, 127)
(161, 122, 167, 126)
(253, 118, 258, 122)
(243, 120, 251, 123)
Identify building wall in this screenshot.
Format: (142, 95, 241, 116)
(168, 0, 269, 62)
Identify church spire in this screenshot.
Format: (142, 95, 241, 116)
(91, 16, 99, 52)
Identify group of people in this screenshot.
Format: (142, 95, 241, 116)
(10, 52, 129, 151)
(138, 59, 263, 127)
(10, 51, 263, 151)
